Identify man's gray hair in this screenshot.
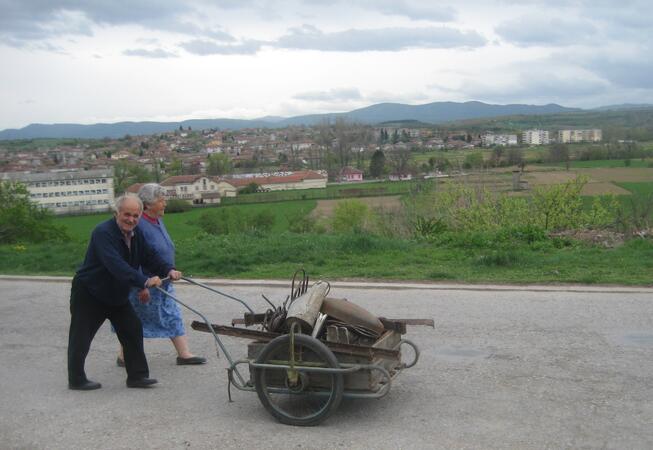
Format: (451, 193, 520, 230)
(113, 193, 143, 213)
(137, 183, 167, 208)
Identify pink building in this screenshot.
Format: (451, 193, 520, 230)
(339, 166, 363, 182)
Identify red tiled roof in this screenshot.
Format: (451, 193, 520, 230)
(160, 175, 217, 186)
(225, 171, 326, 187)
(340, 166, 363, 175)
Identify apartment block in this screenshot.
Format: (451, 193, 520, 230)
(481, 133, 518, 147)
(1, 169, 114, 215)
(558, 129, 602, 143)
(522, 129, 550, 145)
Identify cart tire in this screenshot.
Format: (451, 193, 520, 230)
(253, 334, 343, 426)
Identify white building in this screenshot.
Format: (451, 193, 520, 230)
(481, 133, 518, 147)
(558, 129, 602, 143)
(158, 175, 236, 204)
(226, 170, 327, 192)
(1, 169, 114, 215)
(522, 129, 550, 145)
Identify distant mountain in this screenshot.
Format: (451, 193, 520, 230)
(0, 101, 581, 140)
(591, 104, 653, 112)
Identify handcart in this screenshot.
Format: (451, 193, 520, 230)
(158, 271, 433, 426)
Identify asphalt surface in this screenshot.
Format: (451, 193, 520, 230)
(1, 277, 653, 449)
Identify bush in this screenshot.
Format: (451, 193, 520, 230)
(331, 200, 369, 233)
(0, 182, 69, 244)
(165, 198, 192, 213)
(196, 207, 276, 235)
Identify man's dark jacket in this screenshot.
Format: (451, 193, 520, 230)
(75, 218, 173, 306)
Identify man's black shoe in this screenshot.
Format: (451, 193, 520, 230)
(126, 377, 158, 388)
(69, 380, 102, 391)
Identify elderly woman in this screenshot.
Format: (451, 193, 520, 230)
(117, 183, 205, 366)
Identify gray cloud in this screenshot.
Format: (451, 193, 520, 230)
(123, 48, 178, 58)
(446, 72, 610, 106)
(496, 16, 598, 47)
(179, 39, 262, 55)
(0, 0, 223, 46)
(585, 53, 653, 89)
(275, 24, 486, 52)
(293, 88, 362, 101)
(366, 0, 456, 22)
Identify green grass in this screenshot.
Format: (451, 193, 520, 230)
(542, 158, 653, 169)
(53, 200, 318, 241)
(2, 232, 652, 285)
(617, 182, 653, 196)
(6, 193, 652, 285)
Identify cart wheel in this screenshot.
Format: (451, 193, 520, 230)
(253, 334, 343, 426)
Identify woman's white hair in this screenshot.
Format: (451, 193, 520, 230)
(113, 193, 143, 213)
(137, 183, 167, 208)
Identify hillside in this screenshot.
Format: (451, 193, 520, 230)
(0, 101, 578, 140)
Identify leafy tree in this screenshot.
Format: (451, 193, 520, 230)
(387, 147, 411, 173)
(548, 143, 570, 165)
(507, 148, 524, 168)
(240, 182, 261, 194)
(463, 152, 484, 169)
(369, 150, 386, 178)
(167, 158, 183, 176)
(206, 153, 233, 176)
(0, 182, 68, 244)
(390, 129, 399, 144)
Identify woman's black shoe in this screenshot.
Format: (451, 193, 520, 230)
(176, 356, 207, 365)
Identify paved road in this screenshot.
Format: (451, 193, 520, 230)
(1, 278, 653, 449)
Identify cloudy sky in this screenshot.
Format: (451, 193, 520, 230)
(1, 0, 652, 130)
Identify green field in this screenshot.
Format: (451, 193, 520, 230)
(54, 200, 318, 242)
(0, 191, 649, 285)
(542, 158, 653, 169)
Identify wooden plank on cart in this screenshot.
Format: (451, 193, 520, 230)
(191, 321, 399, 360)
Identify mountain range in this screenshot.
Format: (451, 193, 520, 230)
(1, 101, 651, 140)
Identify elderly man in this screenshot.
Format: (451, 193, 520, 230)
(67, 193, 181, 390)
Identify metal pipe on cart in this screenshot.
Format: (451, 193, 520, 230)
(154, 283, 248, 387)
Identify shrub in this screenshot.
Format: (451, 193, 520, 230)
(0, 182, 69, 244)
(331, 200, 369, 233)
(196, 208, 275, 235)
(165, 198, 192, 213)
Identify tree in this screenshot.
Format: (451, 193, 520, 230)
(369, 150, 386, 178)
(0, 182, 68, 244)
(507, 148, 524, 168)
(548, 143, 570, 166)
(387, 147, 411, 173)
(206, 153, 233, 176)
(463, 152, 484, 169)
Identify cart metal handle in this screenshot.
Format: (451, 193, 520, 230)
(180, 276, 255, 314)
(399, 339, 420, 369)
(154, 284, 248, 387)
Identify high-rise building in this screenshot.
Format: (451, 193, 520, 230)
(522, 129, 550, 145)
(557, 129, 602, 143)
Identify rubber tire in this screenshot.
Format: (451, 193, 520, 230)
(253, 334, 344, 426)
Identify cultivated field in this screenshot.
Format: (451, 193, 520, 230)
(311, 195, 403, 218)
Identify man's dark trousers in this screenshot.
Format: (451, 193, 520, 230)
(67, 276, 149, 385)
